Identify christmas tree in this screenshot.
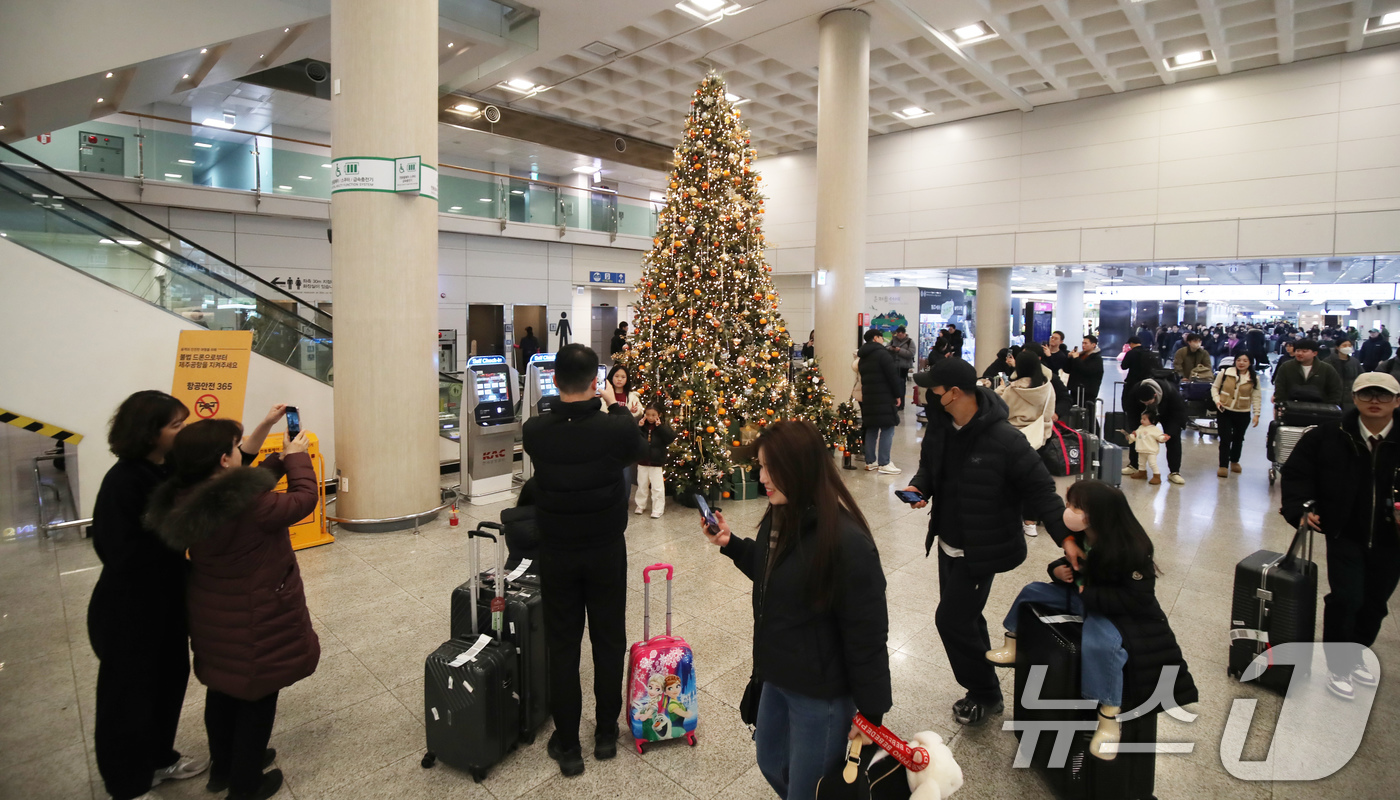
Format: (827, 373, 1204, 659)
(626, 74, 830, 496)
(791, 358, 839, 449)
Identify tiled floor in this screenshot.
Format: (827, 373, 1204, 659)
(4, 362, 1399, 799)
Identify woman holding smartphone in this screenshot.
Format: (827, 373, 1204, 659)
(701, 420, 891, 800)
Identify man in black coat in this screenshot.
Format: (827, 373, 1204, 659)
(1281, 372, 1400, 701)
(1359, 329, 1392, 372)
(1120, 336, 1157, 439)
(1045, 330, 1070, 378)
(903, 358, 1076, 725)
(858, 329, 903, 474)
(1065, 334, 1105, 408)
(522, 344, 644, 775)
(1128, 379, 1188, 485)
(518, 326, 541, 361)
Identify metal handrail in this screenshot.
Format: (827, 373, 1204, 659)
(33, 453, 86, 538)
(325, 487, 460, 534)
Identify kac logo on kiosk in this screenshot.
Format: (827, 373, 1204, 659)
(171, 330, 253, 423)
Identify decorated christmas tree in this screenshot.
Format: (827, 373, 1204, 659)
(626, 74, 832, 496)
(791, 358, 840, 449)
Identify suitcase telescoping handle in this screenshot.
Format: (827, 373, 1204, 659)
(468, 523, 505, 638)
(642, 563, 674, 641)
(1283, 500, 1316, 570)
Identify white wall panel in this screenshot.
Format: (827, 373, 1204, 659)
(1016, 230, 1081, 265)
(905, 237, 957, 268)
(1336, 210, 1400, 254)
(957, 234, 1016, 266)
(1154, 220, 1239, 260)
(1238, 215, 1336, 257)
(233, 231, 330, 270)
(1081, 226, 1155, 263)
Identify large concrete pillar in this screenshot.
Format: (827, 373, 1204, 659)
(812, 8, 869, 401)
(331, 0, 440, 528)
(976, 267, 1012, 372)
(1055, 278, 1085, 341)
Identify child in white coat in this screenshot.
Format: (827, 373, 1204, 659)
(1126, 411, 1170, 486)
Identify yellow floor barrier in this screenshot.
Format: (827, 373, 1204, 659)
(251, 432, 335, 551)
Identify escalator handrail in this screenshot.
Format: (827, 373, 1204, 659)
(0, 161, 332, 342)
(0, 140, 331, 329)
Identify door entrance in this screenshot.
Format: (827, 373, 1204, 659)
(591, 305, 618, 356)
(512, 305, 547, 370)
(467, 304, 505, 357)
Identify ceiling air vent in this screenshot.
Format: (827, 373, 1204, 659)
(583, 41, 620, 58)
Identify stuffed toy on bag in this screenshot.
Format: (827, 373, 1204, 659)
(866, 730, 963, 800)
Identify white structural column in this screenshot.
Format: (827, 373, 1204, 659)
(331, 0, 440, 528)
(1055, 278, 1085, 340)
(976, 268, 1012, 372)
(813, 8, 870, 401)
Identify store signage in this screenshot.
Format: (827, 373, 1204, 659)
(589, 271, 627, 284)
(331, 156, 438, 199)
(1097, 283, 1399, 303)
(1033, 302, 1054, 312)
(171, 330, 253, 423)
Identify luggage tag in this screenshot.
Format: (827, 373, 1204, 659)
(448, 634, 492, 667)
(491, 597, 505, 632)
(507, 559, 533, 581)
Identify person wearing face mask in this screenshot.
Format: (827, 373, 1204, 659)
(1359, 328, 1392, 372)
(903, 358, 1075, 726)
(701, 420, 891, 800)
(1325, 338, 1362, 408)
(987, 481, 1197, 761)
(1172, 333, 1212, 381)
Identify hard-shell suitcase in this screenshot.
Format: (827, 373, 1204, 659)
(450, 536, 549, 743)
(1180, 380, 1212, 402)
(626, 563, 699, 753)
(423, 523, 520, 780)
(1228, 509, 1318, 694)
(1107, 382, 1131, 448)
(1012, 602, 1158, 800)
(1097, 439, 1124, 488)
(1281, 401, 1342, 428)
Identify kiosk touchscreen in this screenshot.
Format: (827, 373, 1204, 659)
(521, 352, 559, 481)
(462, 355, 519, 504)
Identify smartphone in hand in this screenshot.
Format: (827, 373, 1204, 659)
(285, 406, 301, 440)
(894, 489, 924, 505)
(695, 495, 720, 533)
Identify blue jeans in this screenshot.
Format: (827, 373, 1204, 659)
(755, 683, 855, 800)
(1003, 582, 1128, 707)
(863, 425, 895, 466)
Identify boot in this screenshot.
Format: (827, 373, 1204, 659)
(1148, 474, 1162, 485)
(1089, 706, 1121, 761)
(1129, 470, 1147, 480)
(1217, 467, 1228, 478)
(1231, 462, 1242, 473)
(985, 634, 1016, 666)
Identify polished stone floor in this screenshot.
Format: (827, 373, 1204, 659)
(3, 366, 1398, 799)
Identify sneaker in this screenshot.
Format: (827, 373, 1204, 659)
(865, 463, 879, 471)
(952, 696, 1003, 725)
(151, 754, 209, 786)
(226, 769, 283, 800)
(1218, 467, 1228, 478)
(878, 464, 902, 475)
(1129, 470, 1147, 480)
(1148, 474, 1161, 485)
(986, 635, 1016, 666)
(594, 724, 619, 760)
(207, 750, 275, 793)
(650, 512, 662, 519)
(634, 507, 645, 515)
(1231, 463, 1242, 474)
(1121, 466, 1138, 476)
(1089, 707, 1121, 761)
(548, 733, 585, 777)
(1022, 522, 1038, 538)
(1168, 473, 1185, 485)
(1352, 665, 1378, 688)
(1327, 673, 1356, 700)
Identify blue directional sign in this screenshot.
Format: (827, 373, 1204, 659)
(588, 271, 627, 284)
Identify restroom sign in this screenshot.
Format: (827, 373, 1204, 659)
(589, 271, 626, 284)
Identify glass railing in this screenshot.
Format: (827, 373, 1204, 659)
(0, 114, 662, 238)
(439, 375, 463, 443)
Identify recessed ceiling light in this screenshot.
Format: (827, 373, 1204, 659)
(507, 78, 536, 91)
(177, 159, 195, 164)
(1165, 49, 1215, 70)
(676, 0, 739, 22)
(583, 41, 620, 58)
(105, 72, 113, 78)
(96, 97, 105, 103)
(277, 185, 292, 190)
(724, 92, 752, 106)
(1365, 11, 1400, 33)
(200, 48, 207, 54)
(259, 54, 265, 59)
(194, 142, 213, 148)
(478, 198, 492, 202)
(573, 165, 601, 174)
(201, 117, 234, 129)
(452, 102, 479, 113)
(297, 175, 313, 180)
(1184, 277, 1210, 281)
(117, 239, 140, 246)
(953, 23, 986, 40)
(164, 173, 182, 179)
(446, 42, 454, 48)
(450, 206, 462, 211)
(895, 106, 932, 120)
(321, 163, 332, 168)
(182, 74, 190, 79)
(511, 189, 525, 195)
(284, 27, 290, 33)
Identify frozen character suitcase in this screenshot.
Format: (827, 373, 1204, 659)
(1228, 507, 1318, 694)
(626, 563, 698, 753)
(423, 524, 520, 780)
(449, 530, 549, 744)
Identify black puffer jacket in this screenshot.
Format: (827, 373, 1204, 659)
(638, 420, 676, 467)
(522, 398, 644, 550)
(722, 508, 892, 725)
(1281, 407, 1400, 548)
(1044, 554, 1199, 712)
(1065, 350, 1105, 406)
(1134, 378, 1188, 427)
(857, 341, 901, 428)
(909, 387, 1070, 575)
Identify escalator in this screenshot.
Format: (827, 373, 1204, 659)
(0, 141, 463, 443)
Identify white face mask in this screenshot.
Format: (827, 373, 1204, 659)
(1063, 506, 1088, 533)
(1341, 346, 1353, 355)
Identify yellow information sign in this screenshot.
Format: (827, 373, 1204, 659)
(250, 432, 334, 551)
(171, 330, 254, 423)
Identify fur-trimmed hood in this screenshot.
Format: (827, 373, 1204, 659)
(146, 467, 278, 551)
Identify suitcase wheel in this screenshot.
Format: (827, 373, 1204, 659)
(421, 752, 436, 769)
(471, 768, 488, 783)
(635, 739, 645, 755)
(1268, 467, 1277, 486)
(686, 732, 698, 747)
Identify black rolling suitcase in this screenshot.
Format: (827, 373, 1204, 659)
(1012, 601, 1158, 800)
(1281, 401, 1342, 428)
(450, 525, 549, 744)
(423, 524, 520, 781)
(1106, 381, 1131, 449)
(1228, 506, 1318, 694)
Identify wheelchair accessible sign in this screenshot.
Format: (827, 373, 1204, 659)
(331, 156, 438, 199)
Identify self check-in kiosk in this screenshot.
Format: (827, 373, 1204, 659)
(521, 352, 560, 481)
(463, 354, 519, 504)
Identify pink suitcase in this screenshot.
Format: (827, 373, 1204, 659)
(626, 563, 699, 753)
